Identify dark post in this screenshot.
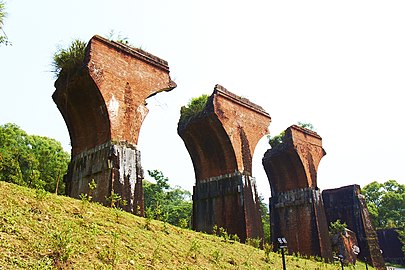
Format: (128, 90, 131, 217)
(278, 237, 288, 270)
(338, 254, 344, 270)
(364, 257, 368, 270)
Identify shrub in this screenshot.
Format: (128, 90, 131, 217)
(268, 131, 285, 148)
(297, 121, 316, 131)
(329, 219, 347, 236)
(52, 39, 87, 77)
(179, 94, 209, 122)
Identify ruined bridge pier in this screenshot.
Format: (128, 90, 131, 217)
(262, 125, 333, 260)
(323, 185, 386, 269)
(52, 35, 176, 215)
(178, 85, 271, 242)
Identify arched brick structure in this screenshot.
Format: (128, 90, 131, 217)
(53, 35, 176, 215)
(323, 185, 385, 269)
(262, 125, 332, 260)
(178, 84, 271, 241)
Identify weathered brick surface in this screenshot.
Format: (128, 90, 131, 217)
(331, 229, 359, 265)
(53, 35, 175, 215)
(178, 84, 271, 241)
(322, 185, 385, 270)
(377, 228, 405, 266)
(263, 125, 332, 260)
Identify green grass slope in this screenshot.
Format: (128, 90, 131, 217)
(0, 181, 375, 270)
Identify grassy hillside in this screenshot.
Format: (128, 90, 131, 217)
(0, 181, 375, 270)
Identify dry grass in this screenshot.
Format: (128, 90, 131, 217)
(0, 181, 375, 270)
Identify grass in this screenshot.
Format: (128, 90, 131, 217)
(0, 181, 376, 269)
(179, 94, 209, 123)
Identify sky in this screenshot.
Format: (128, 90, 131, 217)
(0, 0, 404, 200)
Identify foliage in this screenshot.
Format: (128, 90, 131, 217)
(106, 190, 127, 209)
(0, 181, 377, 269)
(267, 131, 285, 148)
(0, 123, 70, 194)
(259, 195, 271, 243)
(297, 121, 316, 131)
(0, 0, 10, 46)
(362, 180, 405, 229)
(179, 94, 209, 122)
(398, 229, 405, 254)
(144, 169, 192, 228)
(268, 122, 316, 148)
(107, 30, 131, 46)
(329, 219, 347, 236)
(52, 39, 87, 77)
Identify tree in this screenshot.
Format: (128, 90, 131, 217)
(0, 1, 10, 46)
(0, 123, 70, 193)
(362, 180, 405, 229)
(259, 196, 271, 243)
(144, 169, 192, 228)
(29, 135, 70, 193)
(267, 131, 285, 148)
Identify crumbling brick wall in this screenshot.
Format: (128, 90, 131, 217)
(331, 229, 359, 265)
(262, 125, 332, 260)
(53, 35, 176, 215)
(322, 185, 385, 269)
(178, 84, 271, 242)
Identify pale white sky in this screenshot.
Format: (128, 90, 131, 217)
(0, 0, 404, 200)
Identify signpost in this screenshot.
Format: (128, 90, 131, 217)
(278, 237, 287, 270)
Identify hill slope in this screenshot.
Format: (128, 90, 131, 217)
(0, 181, 374, 269)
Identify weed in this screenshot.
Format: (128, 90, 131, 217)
(264, 242, 273, 262)
(0, 208, 20, 235)
(151, 244, 161, 265)
(136, 205, 142, 216)
(106, 190, 127, 209)
(219, 227, 230, 242)
(246, 237, 261, 249)
(179, 218, 188, 229)
(88, 179, 97, 200)
(34, 188, 48, 201)
(212, 224, 218, 235)
(144, 207, 154, 230)
(230, 234, 240, 243)
(32, 257, 54, 270)
(50, 226, 74, 266)
(98, 231, 120, 267)
(211, 249, 222, 264)
(187, 239, 201, 260)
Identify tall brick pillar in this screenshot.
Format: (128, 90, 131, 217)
(52, 35, 176, 215)
(262, 125, 332, 260)
(178, 85, 271, 242)
(322, 185, 385, 269)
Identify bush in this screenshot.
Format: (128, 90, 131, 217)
(179, 94, 209, 122)
(329, 219, 347, 236)
(52, 39, 87, 77)
(268, 131, 285, 148)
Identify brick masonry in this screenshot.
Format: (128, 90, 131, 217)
(331, 229, 359, 265)
(377, 228, 405, 266)
(178, 84, 271, 242)
(53, 35, 176, 215)
(322, 185, 386, 269)
(262, 125, 333, 260)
